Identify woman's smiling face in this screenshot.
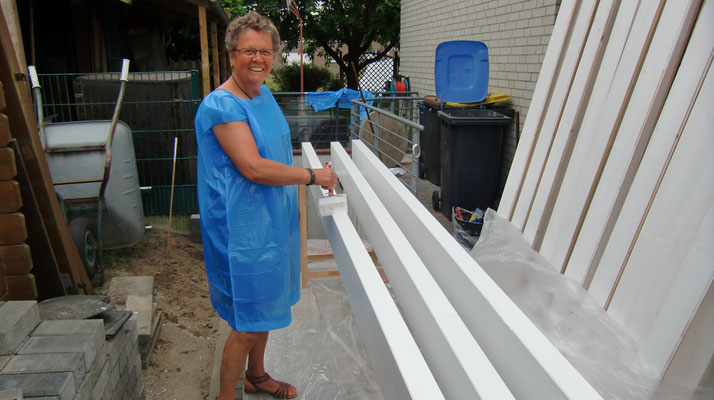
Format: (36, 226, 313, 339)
(230, 28, 274, 88)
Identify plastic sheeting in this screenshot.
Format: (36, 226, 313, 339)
(470, 209, 704, 400)
(195, 87, 300, 332)
(305, 88, 374, 112)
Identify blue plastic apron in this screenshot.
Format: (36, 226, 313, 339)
(194, 86, 300, 332)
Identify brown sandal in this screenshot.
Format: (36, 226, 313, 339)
(244, 372, 297, 399)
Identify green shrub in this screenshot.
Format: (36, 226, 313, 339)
(271, 63, 344, 92)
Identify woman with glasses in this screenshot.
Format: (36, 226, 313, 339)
(194, 11, 337, 400)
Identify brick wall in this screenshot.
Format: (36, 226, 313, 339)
(400, 0, 561, 204)
(0, 82, 36, 301)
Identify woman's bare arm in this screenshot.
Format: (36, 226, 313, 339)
(213, 120, 337, 188)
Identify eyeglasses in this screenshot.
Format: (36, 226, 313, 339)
(233, 48, 274, 58)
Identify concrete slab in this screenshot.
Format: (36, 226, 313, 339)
(2, 353, 85, 392)
(105, 277, 154, 306)
(125, 295, 152, 338)
(0, 372, 74, 400)
(0, 301, 39, 355)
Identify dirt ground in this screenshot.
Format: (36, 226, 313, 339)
(100, 228, 217, 400)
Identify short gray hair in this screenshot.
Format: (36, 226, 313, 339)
(225, 11, 280, 54)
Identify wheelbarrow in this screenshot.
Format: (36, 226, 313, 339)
(28, 60, 145, 288)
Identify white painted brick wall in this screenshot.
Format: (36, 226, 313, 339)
(401, 0, 560, 205)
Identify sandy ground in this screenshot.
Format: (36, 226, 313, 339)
(101, 228, 217, 400)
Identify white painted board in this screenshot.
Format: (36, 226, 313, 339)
(522, 0, 620, 251)
(537, 0, 678, 271)
(571, 0, 713, 287)
(331, 143, 514, 399)
(351, 140, 602, 400)
(605, 49, 714, 376)
(497, 0, 579, 222)
(510, 0, 599, 236)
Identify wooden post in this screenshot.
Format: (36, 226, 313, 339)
(198, 6, 210, 97)
(211, 21, 220, 90)
(298, 184, 308, 288)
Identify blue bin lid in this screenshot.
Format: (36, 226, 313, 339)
(435, 41, 489, 103)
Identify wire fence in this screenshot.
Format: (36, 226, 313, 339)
(32, 71, 422, 214)
(33, 71, 200, 215)
(350, 94, 424, 193)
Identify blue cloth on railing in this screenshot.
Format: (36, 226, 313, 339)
(305, 88, 374, 111)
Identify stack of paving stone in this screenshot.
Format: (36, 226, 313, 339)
(0, 300, 144, 399)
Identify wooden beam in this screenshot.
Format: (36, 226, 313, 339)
(211, 21, 220, 90)
(198, 5, 210, 97)
(0, 0, 27, 73)
(351, 139, 602, 399)
(331, 142, 514, 400)
(496, 0, 578, 222)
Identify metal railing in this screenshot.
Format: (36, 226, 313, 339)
(350, 95, 424, 194)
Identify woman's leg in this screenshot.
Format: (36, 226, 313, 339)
(245, 331, 297, 397)
(218, 330, 262, 400)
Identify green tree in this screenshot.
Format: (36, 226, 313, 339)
(241, 0, 400, 89)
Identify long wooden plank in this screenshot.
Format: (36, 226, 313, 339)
(511, 0, 599, 235)
(537, 0, 671, 270)
(571, 0, 712, 286)
(302, 143, 444, 399)
(522, 0, 622, 250)
(351, 140, 602, 399)
(605, 43, 714, 376)
(323, 212, 443, 399)
(496, 0, 578, 222)
(331, 142, 514, 400)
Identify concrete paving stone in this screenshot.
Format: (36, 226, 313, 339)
(17, 336, 97, 371)
(105, 278, 154, 306)
(1, 353, 85, 391)
(0, 356, 10, 371)
(0, 301, 40, 355)
(0, 372, 74, 400)
(32, 321, 104, 355)
(90, 359, 109, 400)
(124, 296, 151, 338)
(0, 388, 22, 400)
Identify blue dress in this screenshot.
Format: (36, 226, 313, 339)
(194, 86, 300, 332)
